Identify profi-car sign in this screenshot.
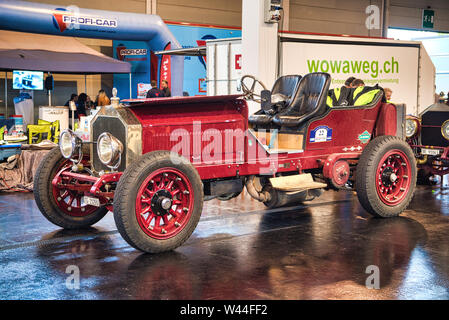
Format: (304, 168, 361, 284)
(52, 7, 117, 32)
(280, 34, 422, 115)
(116, 47, 148, 62)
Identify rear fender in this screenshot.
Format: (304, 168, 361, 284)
(374, 103, 405, 139)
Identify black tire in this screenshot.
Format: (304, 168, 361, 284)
(355, 136, 417, 218)
(33, 147, 108, 229)
(113, 151, 203, 253)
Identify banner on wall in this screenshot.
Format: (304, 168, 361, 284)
(159, 43, 172, 90)
(281, 36, 420, 115)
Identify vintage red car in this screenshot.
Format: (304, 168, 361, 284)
(34, 72, 417, 253)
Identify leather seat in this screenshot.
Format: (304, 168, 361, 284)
(248, 75, 301, 127)
(272, 72, 331, 127)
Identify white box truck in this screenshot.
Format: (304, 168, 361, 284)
(278, 32, 435, 116)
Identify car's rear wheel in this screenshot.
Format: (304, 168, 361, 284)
(113, 151, 203, 253)
(356, 136, 416, 218)
(34, 147, 108, 229)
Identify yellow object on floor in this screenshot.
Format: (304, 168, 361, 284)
(28, 119, 61, 144)
(0, 126, 4, 141)
(27, 124, 52, 144)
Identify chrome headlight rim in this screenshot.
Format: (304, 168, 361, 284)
(96, 132, 123, 169)
(59, 129, 82, 160)
(405, 118, 419, 139)
(442, 120, 449, 141)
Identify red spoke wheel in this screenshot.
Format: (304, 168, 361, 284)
(114, 151, 203, 253)
(356, 136, 416, 218)
(375, 150, 412, 206)
(34, 148, 108, 229)
(135, 168, 194, 240)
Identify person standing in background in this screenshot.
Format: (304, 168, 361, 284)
(161, 80, 171, 97)
(146, 80, 164, 98)
(95, 89, 111, 107)
(64, 93, 78, 107)
(76, 93, 88, 119)
(85, 95, 95, 114)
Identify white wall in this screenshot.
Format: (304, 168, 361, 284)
(27, 0, 146, 13)
(157, 0, 242, 27)
(289, 0, 383, 36)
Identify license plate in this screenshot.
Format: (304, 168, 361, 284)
(421, 148, 441, 156)
(83, 196, 100, 207)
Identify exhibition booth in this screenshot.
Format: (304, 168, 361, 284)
(0, 29, 131, 189)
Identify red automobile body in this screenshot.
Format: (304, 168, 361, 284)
(53, 94, 403, 208)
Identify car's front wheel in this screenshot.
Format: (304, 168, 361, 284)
(113, 151, 203, 253)
(34, 147, 108, 229)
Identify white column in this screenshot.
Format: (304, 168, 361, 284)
(146, 0, 157, 14)
(242, 0, 279, 115)
(381, 0, 390, 38)
(281, 0, 290, 31)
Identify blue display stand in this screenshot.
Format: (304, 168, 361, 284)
(0, 144, 22, 161)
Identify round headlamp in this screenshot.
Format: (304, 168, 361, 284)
(405, 118, 419, 138)
(442, 120, 449, 141)
(59, 129, 82, 159)
(97, 132, 123, 168)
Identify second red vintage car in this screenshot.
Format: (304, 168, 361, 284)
(34, 72, 417, 253)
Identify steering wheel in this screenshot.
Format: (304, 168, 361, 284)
(240, 75, 267, 103)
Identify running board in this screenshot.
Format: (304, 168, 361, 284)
(269, 173, 327, 192)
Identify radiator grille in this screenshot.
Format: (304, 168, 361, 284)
(421, 111, 449, 147)
(421, 126, 449, 147)
(92, 116, 127, 172)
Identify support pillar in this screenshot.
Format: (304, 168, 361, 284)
(242, 0, 280, 115)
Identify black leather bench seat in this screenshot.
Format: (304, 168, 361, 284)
(272, 72, 331, 128)
(248, 75, 302, 127)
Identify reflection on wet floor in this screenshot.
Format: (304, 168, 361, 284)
(0, 184, 448, 299)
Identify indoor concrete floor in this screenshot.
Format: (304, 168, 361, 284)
(0, 183, 448, 300)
